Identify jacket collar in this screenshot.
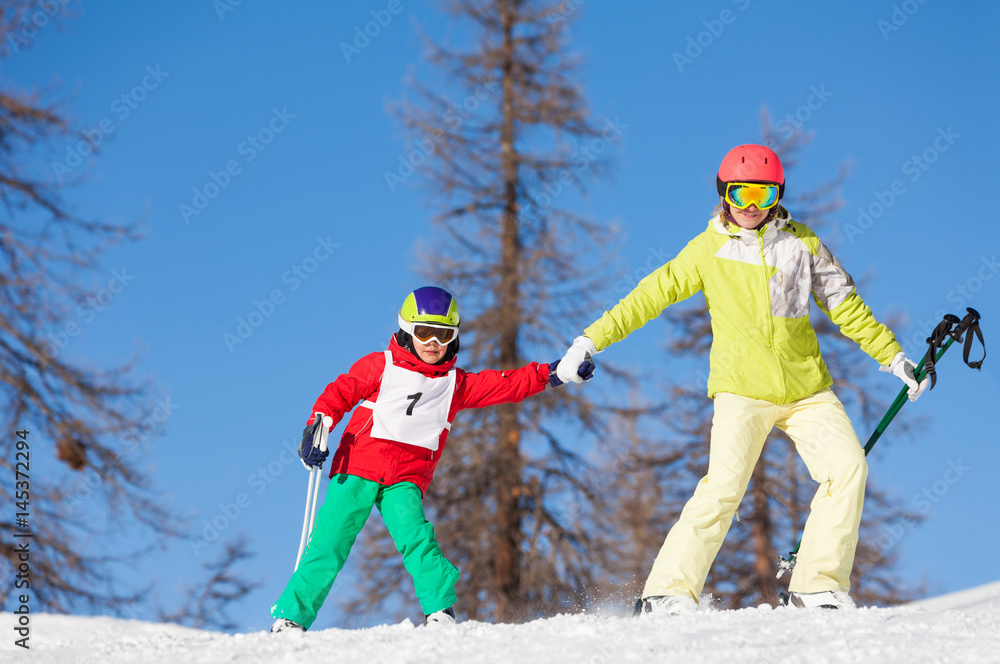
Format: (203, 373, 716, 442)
(387, 335, 457, 376)
(711, 209, 790, 246)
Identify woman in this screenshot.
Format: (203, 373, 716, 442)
(556, 144, 927, 612)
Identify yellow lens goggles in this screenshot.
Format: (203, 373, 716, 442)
(725, 182, 780, 210)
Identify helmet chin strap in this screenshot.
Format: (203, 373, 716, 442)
(395, 329, 416, 355)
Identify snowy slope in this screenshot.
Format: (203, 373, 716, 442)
(3, 587, 999, 664)
(907, 579, 1000, 614)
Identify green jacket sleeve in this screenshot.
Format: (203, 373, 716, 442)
(826, 292, 903, 365)
(584, 234, 709, 351)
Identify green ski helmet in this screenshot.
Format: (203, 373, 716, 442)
(396, 286, 461, 361)
(398, 286, 461, 328)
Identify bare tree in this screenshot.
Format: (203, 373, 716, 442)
(584, 399, 688, 609)
(344, 0, 644, 624)
(159, 538, 263, 632)
(0, 2, 182, 614)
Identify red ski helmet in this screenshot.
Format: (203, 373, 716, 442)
(716, 144, 785, 200)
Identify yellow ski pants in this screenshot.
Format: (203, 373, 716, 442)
(643, 388, 868, 600)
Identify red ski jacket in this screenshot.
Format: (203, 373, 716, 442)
(310, 336, 550, 494)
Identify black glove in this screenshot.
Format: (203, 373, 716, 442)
(548, 359, 595, 387)
(299, 423, 330, 468)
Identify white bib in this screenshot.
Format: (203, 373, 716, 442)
(367, 351, 456, 451)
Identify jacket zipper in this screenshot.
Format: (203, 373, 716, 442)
(757, 231, 787, 402)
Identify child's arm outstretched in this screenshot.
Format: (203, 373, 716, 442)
(457, 358, 594, 410)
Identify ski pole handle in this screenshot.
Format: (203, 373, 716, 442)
(314, 412, 333, 452)
(863, 313, 969, 454)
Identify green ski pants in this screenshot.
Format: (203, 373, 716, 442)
(270, 474, 459, 629)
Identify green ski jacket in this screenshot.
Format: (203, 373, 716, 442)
(584, 212, 903, 404)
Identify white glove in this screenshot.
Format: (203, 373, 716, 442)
(879, 351, 929, 402)
(556, 336, 597, 385)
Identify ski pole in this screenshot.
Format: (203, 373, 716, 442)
(777, 308, 984, 578)
(304, 417, 329, 540)
(295, 412, 332, 571)
(862, 314, 958, 454)
(861, 307, 981, 458)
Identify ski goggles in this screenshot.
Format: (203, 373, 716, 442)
(724, 182, 780, 210)
(402, 320, 458, 345)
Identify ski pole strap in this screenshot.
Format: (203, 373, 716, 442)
(957, 310, 986, 370)
(918, 308, 986, 388)
(920, 314, 959, 390)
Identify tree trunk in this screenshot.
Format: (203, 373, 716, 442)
(750, 460, 778, 606)
(493, 0, 524, 623)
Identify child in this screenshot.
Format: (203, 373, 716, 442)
(555, 144, 927, 612)
(271, 286, 591, 631)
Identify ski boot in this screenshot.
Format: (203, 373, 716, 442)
(424, 607, 456, 626)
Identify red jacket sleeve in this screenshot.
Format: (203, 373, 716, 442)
(309, 352, 385, 428)
(453, 362, 550, 412)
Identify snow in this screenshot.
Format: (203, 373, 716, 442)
(908, 579, 1000, 614)
(3, 584, 999, 663)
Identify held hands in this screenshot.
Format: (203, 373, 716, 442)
(552, 336, 598, 386)
(880, 351, 930, 402)
(549, 358, 596, 387)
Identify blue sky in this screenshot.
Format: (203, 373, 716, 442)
(4, 0, 998, 631)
